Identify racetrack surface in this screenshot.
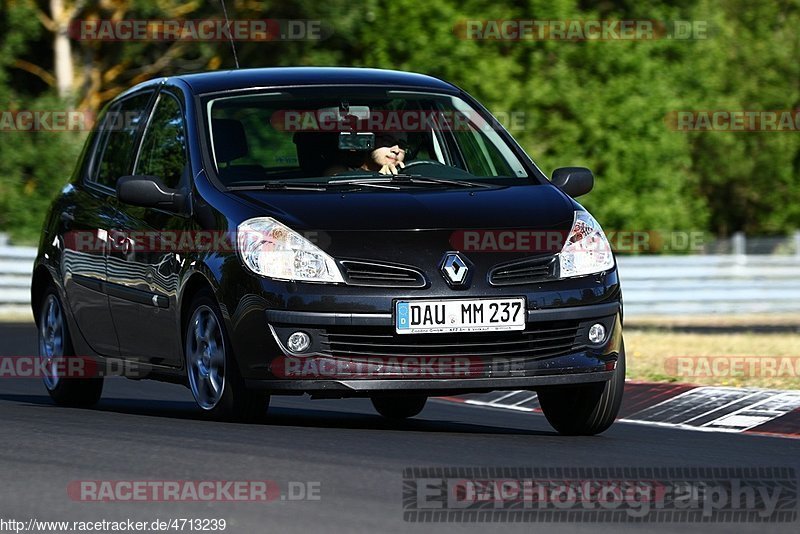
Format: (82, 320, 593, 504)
(0, 324, 797, 534)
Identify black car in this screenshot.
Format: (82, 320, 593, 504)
(32, 67, 624, 435)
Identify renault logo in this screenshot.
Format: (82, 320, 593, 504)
(440, 252, 471, 287)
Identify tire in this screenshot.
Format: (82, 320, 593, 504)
(371, 395, 427, 420)
(184, 290, 269, 422)
(38, 285, 103, 407)
(537, 342, 626, 436)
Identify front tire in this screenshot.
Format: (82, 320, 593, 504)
(38, 285, 103, 407)
(537, 342, 626, 436)
(371, 395, 427, 419)
(184, 290, 269, 422)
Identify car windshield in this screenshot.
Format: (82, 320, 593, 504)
(204, 87, 530, 188)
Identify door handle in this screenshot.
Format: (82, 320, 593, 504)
(111, 232, 132, 254)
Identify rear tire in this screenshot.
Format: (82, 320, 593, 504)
(38, 285, 103, 407)
(537, 342, 626, 436)
(184, 290, 269, 422)
(371, 395, 427, 419)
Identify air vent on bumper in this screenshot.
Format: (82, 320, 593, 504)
(340, 260, 427, 288)
(489, 256, 557, 286)
(320, 320, 583, 360)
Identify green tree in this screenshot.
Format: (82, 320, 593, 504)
(1, 0, 799, 246)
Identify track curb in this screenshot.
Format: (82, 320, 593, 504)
(437, 381, 800, 439)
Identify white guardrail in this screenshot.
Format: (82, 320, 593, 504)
(616, 255, 800, 316)
(0, 234, 37, 316)
(0, 233, 798, 317)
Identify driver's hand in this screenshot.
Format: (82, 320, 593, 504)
(378, 161, 405, 175)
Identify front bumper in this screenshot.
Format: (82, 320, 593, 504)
(244, 370, 616, 397)
(235, 300, 623, 396)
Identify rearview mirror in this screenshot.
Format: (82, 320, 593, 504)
(117, 175, 185, 212)
(551, 167, 594, 198)
(339, 132, 375, 151)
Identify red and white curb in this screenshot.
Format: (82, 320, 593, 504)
(437, 381, 800, 439)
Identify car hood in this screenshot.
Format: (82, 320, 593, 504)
(231, 184, 576, 232)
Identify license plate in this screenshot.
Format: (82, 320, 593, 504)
(395, 297, 526, 334)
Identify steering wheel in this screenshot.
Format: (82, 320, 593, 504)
(401, 160, 445, 169)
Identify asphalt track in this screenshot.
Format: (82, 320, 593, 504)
(0, 323, 797, 534)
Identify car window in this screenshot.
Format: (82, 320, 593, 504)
(93, 91, 153, 189)
(205, 89, 529, 186)
(450, 120, 515, 177)
(73, 119, 102, 182)
(135, 93, 187, 189)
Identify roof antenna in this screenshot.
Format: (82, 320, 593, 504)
(219, 0, 240, 69)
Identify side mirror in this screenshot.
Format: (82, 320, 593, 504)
(551, 167, 594, 198)
(117, 175, 185, 212)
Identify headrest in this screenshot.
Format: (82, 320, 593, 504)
(212, 119, 248, 163)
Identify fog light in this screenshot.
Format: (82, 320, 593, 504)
(588, 323, 606, 344)
(287, 331, 311, 353)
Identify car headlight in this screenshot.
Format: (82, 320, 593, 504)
(237, 217, 344, 283)
(558, 211, 615, 278)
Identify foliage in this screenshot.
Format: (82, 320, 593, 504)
(0, 0, 798, 245)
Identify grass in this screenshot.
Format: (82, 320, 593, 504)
(625, 330, 800, 390)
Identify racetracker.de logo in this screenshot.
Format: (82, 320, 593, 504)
(454, 20, 709, 41)
(69, 19, 330, 41)
(0, 356, 141, 379)
(450, 230, 705, 254)
(67, 480, 322, 502)
(665, 356, 800, 378)
(271, 355, 485, 379)
(269, 109, 524, 133)
(666, 110, 800, 132)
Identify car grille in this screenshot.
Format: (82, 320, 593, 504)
(319, 320, 583, 360)
(489, 256, 557, 286)
(340, 260, 427, 288)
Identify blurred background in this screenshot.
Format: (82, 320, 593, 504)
(0, 0, 798, 386)
(1, 0, 799, 243)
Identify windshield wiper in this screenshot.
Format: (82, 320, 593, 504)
(228, 182, 327, 192)
(327, 175, 493, 189)
(392, 175, 494, 188)
(228, 175, 497, 192)
(326, 176, 404, 189)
